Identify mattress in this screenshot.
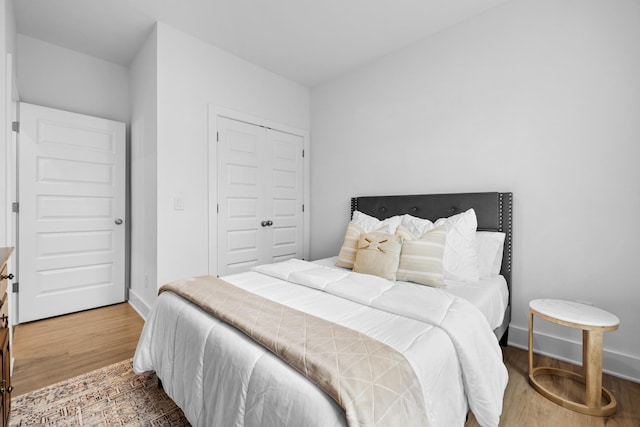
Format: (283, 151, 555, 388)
(134, 259, 508, 427)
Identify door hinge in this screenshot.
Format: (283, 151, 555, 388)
(217, 204, 219, 214)
(12, 282, 18, 293)
(12, 202, 18, 213)
(216, 132, 219, 142)
(302, 149, 305, 158)
(302, 204, 305, 212)
(12, 122, 19, 133)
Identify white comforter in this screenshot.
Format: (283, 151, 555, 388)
(134, 259, 508, 427)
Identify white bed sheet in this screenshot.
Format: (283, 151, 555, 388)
(312, 256, 509, 330)
(134, 260, 507, 427)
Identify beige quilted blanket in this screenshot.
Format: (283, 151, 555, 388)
(160, 276, 429, 427)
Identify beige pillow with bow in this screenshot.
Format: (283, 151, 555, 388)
(353, 232, 402, 281)
(336, 223, 390, 269)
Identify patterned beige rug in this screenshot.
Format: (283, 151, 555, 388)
(10, 358, 190, 426)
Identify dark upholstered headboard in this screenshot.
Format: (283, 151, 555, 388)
(350, 192, 513, 302)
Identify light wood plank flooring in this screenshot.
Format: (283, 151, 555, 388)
(11, 302, 144, 396)
(466, 346, 640, 427)
(9, 305, 639, 426)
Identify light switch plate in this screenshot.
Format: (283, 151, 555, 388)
(174, 196, 185, 210)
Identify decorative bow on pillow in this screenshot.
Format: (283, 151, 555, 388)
(353, 232, 402, 281)
(358, 235, 394, 252)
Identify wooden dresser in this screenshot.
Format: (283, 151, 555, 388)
(0, 247, 13, 427)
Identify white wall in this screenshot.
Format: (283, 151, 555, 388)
(310, 0, 640, 381)
(129, 27, 158, 317)
(16, 34, 130, 123)
(0, 0, 7, 246)
(5, 0, 16, 100)
(129, 23, 310, 313)
(0, 0, 17, 247)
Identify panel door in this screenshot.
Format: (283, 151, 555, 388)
(18, 103, 126, 323)
(217, 117, 268, 275)
(267, 129, 304, 263)
(217, 117, 303, 276)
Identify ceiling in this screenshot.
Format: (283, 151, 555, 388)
(12, 0, 510, 87)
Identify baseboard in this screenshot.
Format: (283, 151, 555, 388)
(127, 289, 150, 321)
(508, 325, 640, 383)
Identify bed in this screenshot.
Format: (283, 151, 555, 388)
(133, 192, 513, 427)
(349, 192, 513, 344)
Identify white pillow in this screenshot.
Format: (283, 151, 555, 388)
(434, 208, 479, 282)
(400, 214, 434, 237)
(475, 231, 505, 278)
(351, 211, 402, 234)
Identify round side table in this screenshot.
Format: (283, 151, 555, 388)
(528, 299, 619, 416)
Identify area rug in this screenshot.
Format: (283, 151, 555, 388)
(10, 358, 191, 426)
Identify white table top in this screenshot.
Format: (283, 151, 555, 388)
(529, 299, 620, 327)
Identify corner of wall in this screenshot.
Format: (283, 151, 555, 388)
(129, 21, 159, 314)
(127, 289, 150, 321)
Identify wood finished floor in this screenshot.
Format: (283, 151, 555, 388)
(10, 305, 640, 426)
(465, 346, 640, 427)
(11, 302, 144, 396)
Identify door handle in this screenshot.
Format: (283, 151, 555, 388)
(261, 220, 273, 227)
(115, 219, 123, 225)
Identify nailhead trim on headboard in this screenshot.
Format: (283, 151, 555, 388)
(497, 192, 513, 311)
(498, 192, 513, 274)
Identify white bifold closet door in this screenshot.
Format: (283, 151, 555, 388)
(217, 117, 304, 276)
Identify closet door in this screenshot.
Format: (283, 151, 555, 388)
(217, 117, 304, 276)
(217, 118, 268, 275)
(267, 129, 304, 263)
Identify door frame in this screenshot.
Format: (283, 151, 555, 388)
(208, 105, 310, 276)
(4, 53, 18, 332)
